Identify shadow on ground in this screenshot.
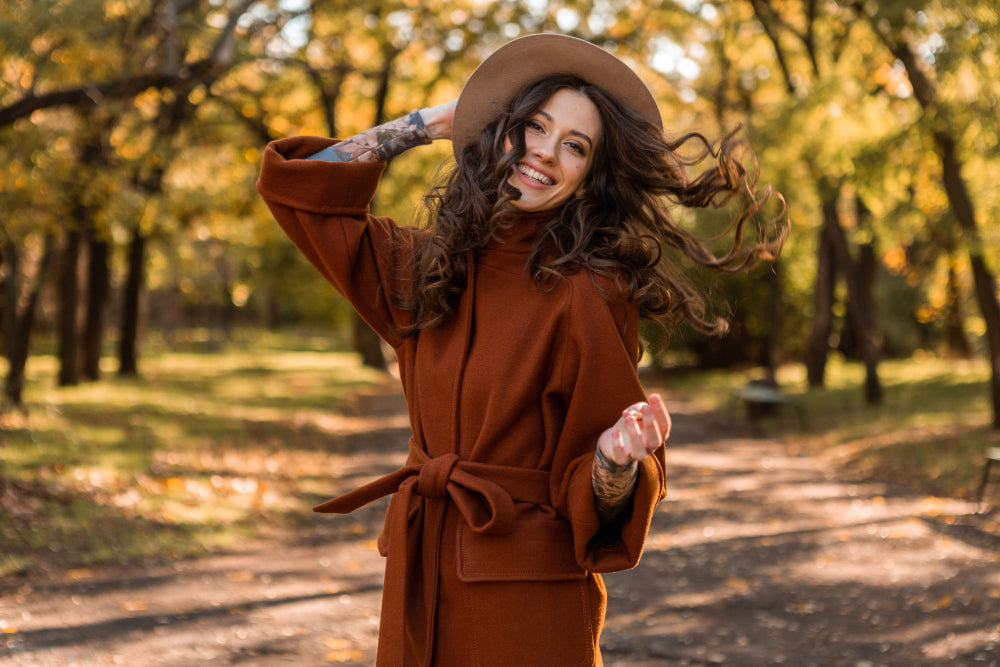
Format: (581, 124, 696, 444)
(2, 382, 999, 666)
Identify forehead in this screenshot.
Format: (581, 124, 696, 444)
(538, 88, 602, 139)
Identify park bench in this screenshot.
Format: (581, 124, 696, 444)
(732, 379, 805, 432)
(977, 446, 1000, 511)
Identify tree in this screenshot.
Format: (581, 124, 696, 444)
(860, 0, 1000, 426)
(739, 0, 883, 403)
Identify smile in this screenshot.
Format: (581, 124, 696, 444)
(517, 163, 554, 186)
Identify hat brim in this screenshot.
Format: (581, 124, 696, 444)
(452, 33, 662, 158)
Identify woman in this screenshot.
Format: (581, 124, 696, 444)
(257, 33, 785, 667)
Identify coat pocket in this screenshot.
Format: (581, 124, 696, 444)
(456, 517, 601, 667)
(457, 514, 585, 582)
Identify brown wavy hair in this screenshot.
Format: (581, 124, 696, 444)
(397, 74, 788, 335)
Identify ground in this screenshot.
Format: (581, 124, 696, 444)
(2, 374, 999, 666)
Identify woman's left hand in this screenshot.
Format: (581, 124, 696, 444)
(596, 393, 671, 465)
(419, 99, 458, 141)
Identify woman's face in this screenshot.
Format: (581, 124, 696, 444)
(505, 88, 602, 212)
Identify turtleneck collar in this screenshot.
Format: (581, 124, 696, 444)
(486, 208, 561, 254)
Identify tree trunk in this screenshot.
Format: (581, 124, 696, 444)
(872, 21, 1000, 425)
(936, 132, 1000, 426)
(855, 196, 877, 339)
(353, 315, 388, 369)
(82, 230, 111, 380)
(118, 227, 145, 377)
(945, 252, 972, 358)
(3, 235, 57, 406)
(761, 259, 783, 380)
(805, 196, 838, 388)
(825, 198, 883, 404)
(56, 226, 82, 387)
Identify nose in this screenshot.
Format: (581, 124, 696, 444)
(530, 137, 557, 164)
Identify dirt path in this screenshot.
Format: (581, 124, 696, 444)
(3, 380, 999, 666)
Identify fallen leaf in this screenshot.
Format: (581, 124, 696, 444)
(326, 649, 364, 662)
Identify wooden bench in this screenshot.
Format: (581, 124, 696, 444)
(977, 447, 1000, 510)
(732, 380, 805, 430)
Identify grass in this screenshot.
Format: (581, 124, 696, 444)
(3, 334, 998, 576)
(0, 331, 390, 577)
(663, 351, 1000, 500)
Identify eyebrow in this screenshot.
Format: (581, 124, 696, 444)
(536, 110, 594, 149)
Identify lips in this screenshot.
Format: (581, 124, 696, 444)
(516, 163, 554, 186)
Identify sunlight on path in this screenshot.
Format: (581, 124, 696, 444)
(3, 392, 998, 666)
(601, 394, 1000, 666)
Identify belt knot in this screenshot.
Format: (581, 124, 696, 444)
(415, 452, 459, 499)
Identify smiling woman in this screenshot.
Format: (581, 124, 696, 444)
(256, 32, 787, 667)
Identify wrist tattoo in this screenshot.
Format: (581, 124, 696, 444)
(307, 110, 432, 162)
(308, 111, 431, 162)
(592, 445, 639, 524)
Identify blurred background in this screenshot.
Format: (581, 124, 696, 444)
(1, 0, 999, 575)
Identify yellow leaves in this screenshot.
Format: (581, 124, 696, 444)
(883, 246, 908, 274)
(187, 87, 206, 105)
(134, 87, 164, 116)
(870, 62, 912, 98)
(164, 476, 186, 494)
(103, 0, 129, 19)
(324, 637, 364, 662)
(269, 115, 293, 137)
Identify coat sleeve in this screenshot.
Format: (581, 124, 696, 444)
(255, 136, 420, 347)
(551, 275, 667, 573)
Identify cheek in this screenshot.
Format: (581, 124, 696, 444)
(570, 161, 591, 190)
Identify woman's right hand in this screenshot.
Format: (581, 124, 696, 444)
(597, 393, 671, 465)
(419, 99, 458, 141)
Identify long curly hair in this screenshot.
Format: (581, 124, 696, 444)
(397, 74, 788, 336)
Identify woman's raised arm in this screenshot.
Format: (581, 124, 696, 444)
(307, 100, 457, 162)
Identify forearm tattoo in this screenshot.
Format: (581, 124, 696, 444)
(592, 445, 639, 525)
(307, 110, 431, 162)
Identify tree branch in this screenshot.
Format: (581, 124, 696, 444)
(0, 0, 255, 129)
(748, 0, 798, 95)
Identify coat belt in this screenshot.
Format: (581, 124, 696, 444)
(312, 445, 552, 666)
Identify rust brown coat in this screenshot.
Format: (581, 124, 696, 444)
(257, 136, 666, 667)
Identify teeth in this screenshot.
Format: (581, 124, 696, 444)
(518, 164, 554, 185)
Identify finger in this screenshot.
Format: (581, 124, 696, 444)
(624, 413, 648, 461)
(612, 428, 630, 464)
(621, 401, 646, 419)
(636, 404, 662, 452)
(649, 394, 672, 440)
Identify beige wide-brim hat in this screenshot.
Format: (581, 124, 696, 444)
(452, 33, 662, 158)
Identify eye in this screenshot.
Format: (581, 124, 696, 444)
(526, 119, 544, 132)
(566, 141, 585, 155)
